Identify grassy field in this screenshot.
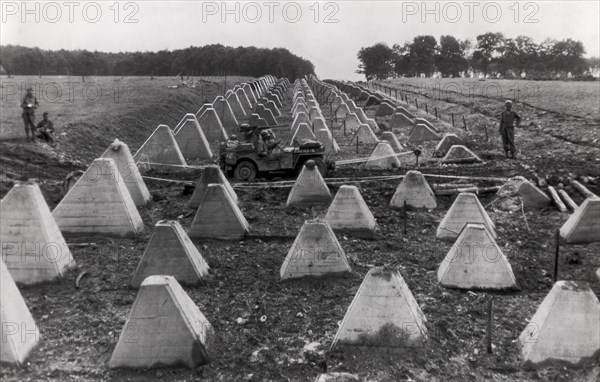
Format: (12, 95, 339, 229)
(380, 78, 600, 119)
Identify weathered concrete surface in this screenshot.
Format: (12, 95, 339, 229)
(189, 165, 238, 209)
(174, 116, 213, 161)
(436, 192, 496, 241)
(325, 185, 377, 238)
(133, 124, 187, 168)
(390, 170, 437, 209)
(198, 108, 229, 142)
(365, 141, 400, 169)
(287, 162, 332, 208)
(559, 197, 600, 243)
(442, 145, 482, 163)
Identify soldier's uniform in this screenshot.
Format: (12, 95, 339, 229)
(36, 116, 55, 142)
(21, 90, 39, 141)
(499, 101, 521, 158)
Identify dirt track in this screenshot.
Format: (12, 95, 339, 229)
(1, 77, 599, 381)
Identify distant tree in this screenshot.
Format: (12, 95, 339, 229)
(392, 43, 411, 77)
(551, 39, 587, 76)
(473, 32, 504, 77)
(408, 35, 438, 77)
(356, 43, 395, 80)
(435, 35, 468, 77)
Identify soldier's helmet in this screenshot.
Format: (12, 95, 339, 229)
(505, 100, 512, 106)
(260, 130, 269, 139)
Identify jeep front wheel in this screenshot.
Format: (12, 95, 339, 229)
(234, 160, 257, 181)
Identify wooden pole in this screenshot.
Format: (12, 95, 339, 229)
(571, 180, 597, 199)
(558, 189, 578, 211)
(463, 115, 468, 131)
(415, 98, 419, 109)
(486, 297, 494, 354)
(553, 230, 560, 282)
(425, 103, 428, 114)
(403, 200, 407, 235)
(451, 113, 455, 127)
(548, 186, 567, 212)
(434, 107, 438, 120)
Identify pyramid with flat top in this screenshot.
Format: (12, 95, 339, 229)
(519, 181, 551, 210)
(212, 96, 238, 131)
(280, 219, 351, 280)
(101, 139, 151, 207)
(188, 184, 249, 240)
(189, 165, 238, 209)
(437, 223, 517, 290)
(325, 185, 377, 238)
(1, 182, 75, 284)
(130, 221, 209, 288)
(408, 123, 441, 143)
(435, 134, 465, 156)
(389, 113, 413, 130)
(287, 161, 332, 208)
(53, 158, 145, 238)
(315, 128, 339, 155)
(390, 171, 436, 209)
(133, 124, 187, 169)
(518, 281, 600, 368)
(198, 107, 229, 142)
(0, 261, 40, 365)
(109, 275, 215, 369)
(381, 132, 403, 153)
(365, 141, 399, 169)
(291, 112, 311, 134)
(436, 192, 496, 241)
(332, 267, 427, 349)
(350, 124, 379, 145)
(442, 145, 482, 163)
(291, 123, 316, 146)
(174, 116, 213, 161)
(559, 197, 600, 243)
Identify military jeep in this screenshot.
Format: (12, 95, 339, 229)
(219, 125, 334, 181)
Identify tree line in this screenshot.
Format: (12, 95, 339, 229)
(357, 33, 599, 80)
(0, 44, 315, 80)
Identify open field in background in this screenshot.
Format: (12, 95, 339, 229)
(382, 78, 600, 120)
(1, 76, 600, 381)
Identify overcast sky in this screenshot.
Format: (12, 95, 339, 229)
(2, 1, 599, 80)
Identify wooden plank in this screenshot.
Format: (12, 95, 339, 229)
(547, 186, 567, 212)
(558, 189, 578, 211)
(571, 180, 597, 199)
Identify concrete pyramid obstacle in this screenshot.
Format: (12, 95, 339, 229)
(0, 261, 40, 365)
(287, 161, 332, 208)
(292, 103, 308, 118)
(390, 171, 436, 209)
(315, 128, 339, 155)
(266, 100, 281, 117)
(235, 88, 252, 111)
(389, 113, 414, 130)
(559, 197, 600, 243)
(365, 141, 400, 169)
(133, 124, 187, 168)
(435, 134, 465, 156)
(189, 165, 238, 209)
(195, 103, 211, 119)
(437, 223, 517, 290)
(291, 123, 316, 146)
(519, 182, 551, 210)
(436, 192, 496, 241)
(212, 97, 238, 131)
(243, 84, 257, 104)
(334, 104, 350, 120)
(188, 184, 249, 240)
(350, 124, 379, 145)
(346, 100, 359, 113)
(53, 158, 145, 238)
(225, 92, 246, 119)
(325, 185, 377, 238)
(312, 117, 330, 133)
(309, 107, 322, 121)
(518, 281, 600, 368)
(174, 116, 213, 161)
(130, 221, 209, 288)
(291, 112, 311, 134)
(256, 104, 278, 126)
(332, 267, 427, 349)
(396, 106, 415, 119)
(381, 132, 403, 153)
(280, 219, 351, 280)
(375, 102, 396, 117)
(1, 182, 75, 284)
(248, 113, 268, 127)
(442, 145, 482, 163)
(414, 118, 439, 133)
(344, 114, 362, 133)
(109, 275, 214, 369)
(198, 108, 228, 142)
(174, 113, 197, 132)
(101, 139, 151, 207)
(408, 123, 441, 143)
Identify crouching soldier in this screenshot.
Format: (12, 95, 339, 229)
(36, 112, 55, 143)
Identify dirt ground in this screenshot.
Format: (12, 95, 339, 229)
(1, 76, 599, 382)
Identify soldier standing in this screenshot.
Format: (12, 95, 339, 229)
(21, 87, 39, 142)
(499, 100, 521, 159)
